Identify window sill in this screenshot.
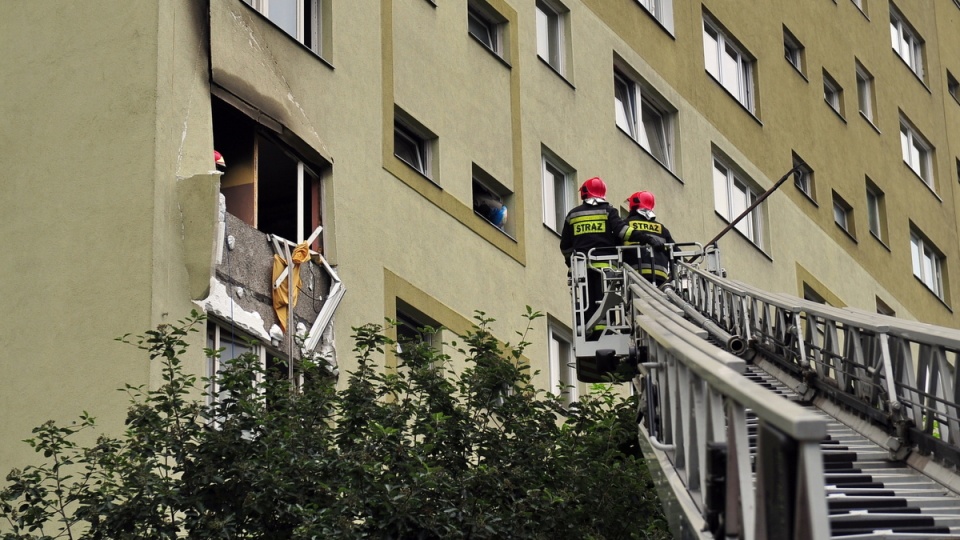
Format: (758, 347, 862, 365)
(539, 56, 575, 90)
(544, 222, 562, 238)
(789, 64, 809, 83)
(713, 211, 771, 261)
(615, 126, 683, 184)
(852, 2, 869, 21)
(796, 187, 818, 207)
(835, 223, 858, 243)
(903, 162, 942, 202)
(635, 2, 676, 38)
(469, 33, 512, 69)
(892, 52, 931, 94)
(396, 156, 441, 190)
(869, 231, 890, 251)
(238, 2, 334, 69)
(474, 211, 517, 242)
(704, 71, 763, 126)
(913, 275, 953, 313)
(858, 111, 881, 134)
(825, 102, 847, 123)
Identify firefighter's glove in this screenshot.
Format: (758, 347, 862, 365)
(640, 234, 665, 249)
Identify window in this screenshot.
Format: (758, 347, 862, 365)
(832, 191, 854, 236)
(536, 0, 567, 75)
(900, 116, 934, 187)
(793, 153, 815, 200)
(548, 323, 577, 406)
(823, 70, 843, 115)
(636, 0, 674, 32)
(855, 60, 876, 122)
(712, 155, 763, 246)
(783, 27, 804, 75)
(703, 15, 756, 111)
(911, 229, 944, 299)
(394, 110, 437, 180)
(948, 71, 959, 102)
(851, 0, 867, 15)
(890, 6, 924, 79)
(614, 69, 675, 169)
(803, 284, 826, 305)
(243, 0, 326, 57)
(541, 149, 574, 234)
(207, 322, 269, 406)
(472, 165, 513, 235)
(395, 301, 441, 354)
(865, 178, 886, 242)
(876, 297, 896, 317)
(213, 96, 326, 247)
(468, 1, 505, 58)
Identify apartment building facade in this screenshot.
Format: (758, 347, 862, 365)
(3, 0, 960, 474)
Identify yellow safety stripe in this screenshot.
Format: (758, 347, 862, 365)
(569, 214, 607, 236)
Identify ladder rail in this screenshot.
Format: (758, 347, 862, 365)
(628, 267, 830, 540)
(675, 260, 960, 473)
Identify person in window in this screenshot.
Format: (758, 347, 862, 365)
(622, 191, 674, 287)
(560, 177, 663, 337)
(474, 194, 508, 230)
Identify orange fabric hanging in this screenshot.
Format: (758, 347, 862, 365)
(272, 242, 311, 332)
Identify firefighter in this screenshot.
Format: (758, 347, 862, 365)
(622, 191, 675, 287)
(560, 177, 662, 337)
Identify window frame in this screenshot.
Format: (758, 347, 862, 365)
(712, 155, 764, 247)
(541, 149, 574, 234)
(822, 70, 844, 116)
(947, 71, 960, 103)
(702, 15, 756, 112)
(783, 27, 805, 76)
(395, 301, 442, 354)
(467, 1, 505, 58)
(207, 321, 269, 406)
(910, 230, 944, 299)
(613, 68, 675, 170)
(855, 60, 876, 123)
(793, 153, 815, 202)
(548, 322, 577, 406)
(832, 191, 854, 237)
(890, 6, 925, 80)
(536, 0, 567, 75)
(899, 116, 934, 187)
(865, 178, 886, 243)
(393, 110, 438, 182)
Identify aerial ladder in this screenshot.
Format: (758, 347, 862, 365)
(566, 165, 960, 538)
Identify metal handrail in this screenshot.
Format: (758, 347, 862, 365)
(674, 259, 960, 469)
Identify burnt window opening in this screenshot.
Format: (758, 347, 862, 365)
(212, 96, 327, 250)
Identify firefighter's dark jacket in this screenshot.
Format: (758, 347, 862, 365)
(559, 200, 651, 265)
(622, 210, 674, 280)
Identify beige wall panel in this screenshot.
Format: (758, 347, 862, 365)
(1, 1, 163, 471)
(392, 1, 514, 200)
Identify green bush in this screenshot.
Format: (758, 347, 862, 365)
(1, 310, 670, 539)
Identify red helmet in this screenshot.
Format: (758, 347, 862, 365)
(579, 177, 607, 200)
(627, 191, 655, 211)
